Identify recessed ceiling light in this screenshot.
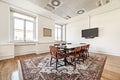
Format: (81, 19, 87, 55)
(51, 0, 61, 6)
(64, 16, 71, 20)
(77, 10, 85, 14)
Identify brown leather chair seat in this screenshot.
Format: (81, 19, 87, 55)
(51, 53, 67, 59)
(49, 46, 67, 69)
(68, 53, 80, 58)
(67, 47, 82, 70)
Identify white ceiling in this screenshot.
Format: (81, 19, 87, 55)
(27, 0, 100, 19)
(1, 0, 120, 24)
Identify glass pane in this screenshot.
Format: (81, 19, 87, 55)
(25, 21, 34, 41)
(55, 28, 58, 41)
(62, 26, 65, 41)
(58, 28, 61, 41)
(55, 24, 62, 41)
(14, 30, 24, 40)
(55, 24, 61, 28)
(14, 18, 24, 40)
(14, 18, 24, 29)
(13, 12, 34, 21)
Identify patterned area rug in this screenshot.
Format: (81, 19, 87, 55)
(19, 55, 107, 80)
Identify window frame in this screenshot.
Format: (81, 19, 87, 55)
(55, 24, 66, 42)
(11, 11, 36, 43)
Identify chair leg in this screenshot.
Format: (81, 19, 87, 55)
(84, 52, 87, 59)
(83, 57, 84, 63)
(85, 52, 87, 58)
(64, 57, 67, 66)
(82, 54, 85, 63)
(56, 59, 58, 69)
(74, 59, 76, 70)
(84, 51, 86, 58)
(50, 57, 52, 66)
(71, 58, 73, 62)
(87, 52, 89, 57)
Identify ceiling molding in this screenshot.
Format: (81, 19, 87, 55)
(67, 0, 120, 22)
(1, 0, 120, 25)
(0, 0, 69, 25)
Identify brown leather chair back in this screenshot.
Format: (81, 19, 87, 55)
(67, 43, 72, 45)
(86, 44, 90, 50)
(73, 47, 81, 56)
(62, 43, 66, 45)
(49, 46, 58, 56)
(81, 45, 86, 50)
(54, 44, 60, 46)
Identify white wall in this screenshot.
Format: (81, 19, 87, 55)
(35, 16, 55, 54)
(0, 2, 14, 60)
(66, 8, 120, 56)
(15, 15, 55, 56)
(15, 44, 36, 56)
(38, 15, 55, 43)
(0, 44, 14, 60)
(0, 1, 55, 59)
(0, 2, 10, 43)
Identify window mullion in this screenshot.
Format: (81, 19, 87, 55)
(24, 20, 26, 42)
(56, 27, 57, 41)
(61, 26, 63, 41)
(33, 21, 36, 41)
(12, 12, 36, 42)
(57, 28, 58, 41)
(13, 17, 15, 42)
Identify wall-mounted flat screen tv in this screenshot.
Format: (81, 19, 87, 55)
(82, 28, 98, 38)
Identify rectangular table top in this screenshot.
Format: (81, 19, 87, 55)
(56, 44, 88, 49)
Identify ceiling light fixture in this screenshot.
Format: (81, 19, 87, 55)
(77, 10, 85, 14)
(51, 0, 61, 6)
(64, 16, 71, 20)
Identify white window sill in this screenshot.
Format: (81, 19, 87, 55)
(11, 41, 38, 46)
(14, 43, 36, 46)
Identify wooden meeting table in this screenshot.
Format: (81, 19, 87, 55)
(55, 44, 88, 65)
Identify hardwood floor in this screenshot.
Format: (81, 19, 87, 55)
(0, 53, 120, 80)
(101, 54, 120, 80)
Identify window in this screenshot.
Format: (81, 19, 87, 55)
(11, 12, 36, 42)
(55, 24, 66, 41)
(62, 25, 66, 41)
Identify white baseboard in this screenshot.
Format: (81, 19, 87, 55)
(36, 50, 49, 54)
(90, 50, 120, 56)
(0, 55, 14, 60)
(15, 51, 36, 56)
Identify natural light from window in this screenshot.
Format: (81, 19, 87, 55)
(12, 12, 36, 42)
(55, 24, 66, 41)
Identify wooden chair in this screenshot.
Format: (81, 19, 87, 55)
(80, 43, 86, 44)
(67, 47, 82, 70)
(85, 44, 90, 57)
(67, 43, 72, 45)
(61, 43, 66, 45)
(81, 44, 90, 59)
(49, 46, 67, 69)
(54, 43, 60, 46)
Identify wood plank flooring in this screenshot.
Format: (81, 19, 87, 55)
(0, 53, 120, 80)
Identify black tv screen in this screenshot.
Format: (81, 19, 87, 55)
(82, 28, 98, 38)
